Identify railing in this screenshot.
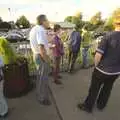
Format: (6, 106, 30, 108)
(10, 41, 98, 75)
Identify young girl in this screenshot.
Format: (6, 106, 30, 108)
(52, 24, 64, 84)
(0, 55, 8, 118)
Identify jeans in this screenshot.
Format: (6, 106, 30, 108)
(82, 47, 89, 67)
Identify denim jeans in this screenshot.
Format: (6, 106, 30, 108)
(82, 47, 89, 67)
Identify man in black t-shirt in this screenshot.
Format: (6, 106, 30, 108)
(77, 14, 120, 113)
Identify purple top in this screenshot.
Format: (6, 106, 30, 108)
(52, 35, 64, 57)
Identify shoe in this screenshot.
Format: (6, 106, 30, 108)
(39, 100, 51, 106)
(54, 80, 62, 85)
(77, 103, 92, 113)
(68, 69, 73, 73)
(0, 112, 9, 118)
(97, 105, 105, 111)
(58, 75, 62, 79)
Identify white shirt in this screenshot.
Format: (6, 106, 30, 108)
(29, 25, 49, 54)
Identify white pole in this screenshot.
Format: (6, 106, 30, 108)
(8, 8, 12, 21)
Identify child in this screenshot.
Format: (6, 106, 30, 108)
(52, 24, 64, 84)
(0, 55, 8, 118)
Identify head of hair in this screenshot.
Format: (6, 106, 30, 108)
(54, 24, 61, 32)
(36, 14, 47, 25)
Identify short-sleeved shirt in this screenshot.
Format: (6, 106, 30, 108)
(96, 31, 120, 75)
(29, 25, 49, 54)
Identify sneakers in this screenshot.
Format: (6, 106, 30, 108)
(77, 103, 92, 113)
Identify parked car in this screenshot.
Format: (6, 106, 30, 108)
(5, 31, 26, 43)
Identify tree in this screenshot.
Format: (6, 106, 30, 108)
(16, 15, 30, 28)
(0, 22, 12, 30)
(64, 16, 72, 22)
(0, 17, 3, 23)
(104, 8, 120, 31)
(75, 12, 82, 20)
(90, 12, 102, 25)
(72, 16, 84, 30)
(104, 17, 114, 31)
(64, 12, 84, 31)
(112, 8, 120, 18)
(90, 12, 104, 31)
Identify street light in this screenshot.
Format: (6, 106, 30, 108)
(8, 8, 12, 21)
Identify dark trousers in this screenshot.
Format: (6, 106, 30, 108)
(68, 50, 79, 71)
(53, 57, 61, 81)
(84, 68, 118, 110)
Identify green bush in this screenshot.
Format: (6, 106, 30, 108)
(0, 37, 17, 64)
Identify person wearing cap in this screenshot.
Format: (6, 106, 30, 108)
(78, 12, 120, 113)
(29, 15, 51, 105)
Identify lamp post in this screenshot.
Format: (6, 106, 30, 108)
(8, 8, 12, 21)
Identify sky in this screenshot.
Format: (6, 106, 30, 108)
(0, 0, 120, 23)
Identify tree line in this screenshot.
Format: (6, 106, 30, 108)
(0, 15, 30, 30)
(0, 8, 120, 31)
(64, 8, 120, 33)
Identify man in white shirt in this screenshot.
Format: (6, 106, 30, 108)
(29, 15, 51, 105)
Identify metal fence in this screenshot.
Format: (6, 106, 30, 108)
(10, 41, 98, 76)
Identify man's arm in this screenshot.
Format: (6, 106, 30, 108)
(94, 33, 109, 67)
(39, 44, 50, 63)
(94, 52, 102, 67)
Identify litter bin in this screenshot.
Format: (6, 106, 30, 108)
(3, 58, 30, 98)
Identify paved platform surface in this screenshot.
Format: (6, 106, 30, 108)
(3, 67, 120, 120)
(50, 68, 120, 120)
(4, 90, 60, 120)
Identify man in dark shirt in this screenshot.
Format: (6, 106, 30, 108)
(77, 15, 120, 113)
(68, 30, 81, 73)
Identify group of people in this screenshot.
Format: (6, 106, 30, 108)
(29, 13, 120, 114)
(29, 14, 91, 105)
(1, 12, 120, 118)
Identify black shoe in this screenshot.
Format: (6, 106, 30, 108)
(97, 105, 105, 111)
(77, 103, 92, 113)
(54, 80, 62, 85)
(58, 75, 62, 79)
(0, 112, 9, 118)
(39, 100, 51, 106)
